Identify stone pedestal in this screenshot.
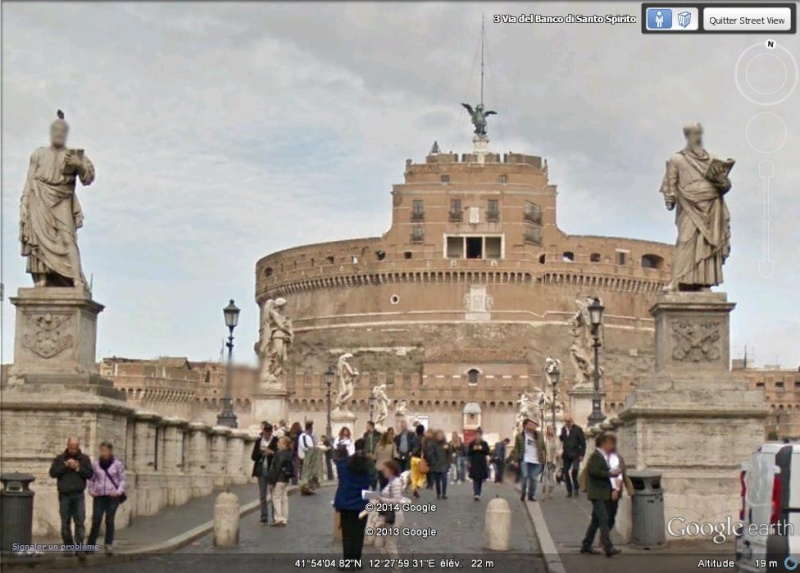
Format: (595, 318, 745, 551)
(331, 410, 357, 438)
(9, 288, 105, 381)
(616, 292, 767, 539)
(251, 385, 289, 428)
(186, 422, 214, 497)
(473, 135, 489, 164)
(568, 382, 605, 429)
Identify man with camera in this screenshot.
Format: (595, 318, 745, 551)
(49, 437, 94, 559)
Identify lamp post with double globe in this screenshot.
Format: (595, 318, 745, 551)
(217, 299, 240, 428)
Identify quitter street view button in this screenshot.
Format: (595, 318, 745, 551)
(704, 7, 793, 32)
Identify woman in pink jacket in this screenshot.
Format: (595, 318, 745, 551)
(86, 442, 126, 554)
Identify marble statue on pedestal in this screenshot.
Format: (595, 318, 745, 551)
(514, 392, 533, 436)
(569, 297, 603, 384)
(20, 111, 95, 289)
(372, 384, 390, 430)
(333, 353, 358, 417)
(660, 123, 734, 291)
(258, 298, 293, 386)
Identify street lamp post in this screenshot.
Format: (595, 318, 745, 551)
(324, 365, 336, 440)
(587, 297, 606, 426)
(548, 362, 561, 434)
(217, 299, 240, 428)
(369, 394, 376, 423)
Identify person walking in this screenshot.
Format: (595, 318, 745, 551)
(322, 435, 335, 481)
(427, 430, 449, 500)
(334, 439, 372, 571)
(449, 433, 466, 484)
(408, 424, 427, 498)
(289, 421, 303, 485)
(422, 429, 435, 490)
(251, 422, 279, 524)
(560, 414, 586, 498)
(604, 435, 633, 531)
(374, 429, 397, 490)
(49, 437, 93, 560)
(580, 433, 621, 557)
(375, 460, 406, 573)
(394, 420, 416, 473)
(513, 418, 546, 501)
(466, 429, 490, 500)
(267, 436, 294, 526)
(86, 442, 125, 555)
(492, 438, 509, 483)
(541, 426, 560, 500)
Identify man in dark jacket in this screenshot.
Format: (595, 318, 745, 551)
(492, 439, 509, 483)
(394, 420, 417, 472)
(559, 414, 586, 498)
(580, 433, 621, 557)
(251, 422, 279, 524)
(49, 437, 93, 554)
(363, 421, 382, 489)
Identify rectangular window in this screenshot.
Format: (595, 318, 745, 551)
(449, 199, 462, 222)
(499, 175, 508, 184)
(412, 199, 424, 221)
(776, 382, 785, 390)
(440, 174, 450, 183)
(411, 225, 424, 243)
(617, 251, 628, 265)
(524, 225, 542, 245)
(446, 236, 463, 258)
(487, 200, 500, 222)
(485, 236, 502, 259)
(466, 237, 483, 259)
(524, 201, 542, 225)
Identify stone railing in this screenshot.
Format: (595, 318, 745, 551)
(11, 406, 257, 538)
(119, 412, 257, 531)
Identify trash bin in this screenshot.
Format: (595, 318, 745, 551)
(629, 470, 666, 549)
(0, 473, 36, 553)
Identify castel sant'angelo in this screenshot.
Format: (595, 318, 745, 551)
(253, 103, 675, 436)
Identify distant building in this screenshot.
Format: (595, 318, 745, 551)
(99, 357, 258, 427)
(254, 139, 676, 434)
(732, 361, 800, 437)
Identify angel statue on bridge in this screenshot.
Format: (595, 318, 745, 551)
(334, 353, 358, 417)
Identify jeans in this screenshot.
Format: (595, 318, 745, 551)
(563, 456, 581, 494)
(455, 456, 466, 482)
(520, 462, 542, 498)
(472, 478, 484, 497)
(339, 509, 367, 564)
(582, 499, 614, 553)
(433, 472, 447, 497)
(258, 474, 271, 521)
(59, 492, 86, 545)
(87, 496, 119, 546)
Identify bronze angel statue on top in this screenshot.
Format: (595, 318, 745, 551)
(461, 103, 497, 137)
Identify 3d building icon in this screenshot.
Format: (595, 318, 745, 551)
(678, 11, 692, 28)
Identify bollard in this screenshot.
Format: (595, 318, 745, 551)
(484, 497, 511, 551)
(213, 491, 240, 547)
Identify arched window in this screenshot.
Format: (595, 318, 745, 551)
(562, 251, 575, 262)
(641, 254, 665, 269)
(538, 254, 546, 264)
(467, 369, 480, 385)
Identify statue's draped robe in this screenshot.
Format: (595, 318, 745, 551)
(665, 149, 731, 288)
(20, 147, 94, 282)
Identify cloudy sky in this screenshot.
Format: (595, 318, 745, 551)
(2, 2, 798, 368)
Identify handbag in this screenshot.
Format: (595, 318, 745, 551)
(418, 455, 429, 475)
(101, 465, 127, 504)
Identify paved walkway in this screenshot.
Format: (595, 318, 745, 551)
(37, 479, 546, 573)
(533, 489, 737, 573)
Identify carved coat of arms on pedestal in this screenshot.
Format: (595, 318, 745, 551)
(21, 313, 74, 359)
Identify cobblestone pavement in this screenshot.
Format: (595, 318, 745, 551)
(539, 490, 738, 573)
(50, 480, 546, 573)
